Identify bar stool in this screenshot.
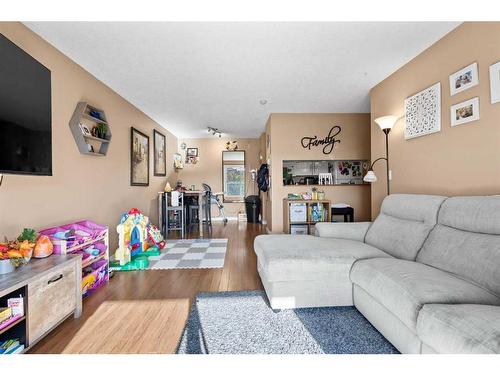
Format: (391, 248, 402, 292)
(185, 196, 200, 227)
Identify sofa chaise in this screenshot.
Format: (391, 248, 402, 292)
(254, 194, 500, 353)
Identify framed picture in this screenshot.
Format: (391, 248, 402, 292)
(489, 61, 500, 104)
(449, 62, 479, 96)
(450, 97, 480, 127)
(405, 82, 441, 140)
(130, 127, 149, 186)
(153, 130, 166, 176)
(186, 147, 198, 157)
(173, 152, 183, 169)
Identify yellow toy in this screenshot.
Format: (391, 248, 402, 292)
(115, 208, 149, 266)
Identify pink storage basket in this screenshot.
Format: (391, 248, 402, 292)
(82, 259, 108, 297)
(75, 220, 108, 238)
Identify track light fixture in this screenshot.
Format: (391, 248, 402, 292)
(207, 126, 222, 138)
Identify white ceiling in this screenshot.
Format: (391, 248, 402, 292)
(25, 22, 460, 138)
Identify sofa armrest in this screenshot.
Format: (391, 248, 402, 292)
(315, 222, 372, 242)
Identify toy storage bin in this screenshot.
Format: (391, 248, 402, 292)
(38, 226, 77, 254)
(76, 242, 108, 268)
(60, 223, 94, 243)
(74, 220, 107, 239)
(82, 259, 108, 297)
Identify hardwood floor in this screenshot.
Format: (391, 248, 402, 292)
(29, 222, 265, 354)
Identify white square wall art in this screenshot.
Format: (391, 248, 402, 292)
(449, 62, 479, 96)
(450, 97, 480, 127)
(405, 82, 441, 140)
(489, 61, 500, 104)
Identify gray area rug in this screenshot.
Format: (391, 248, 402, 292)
(148, 239, 228, 269)
(176, 290, 399, 354)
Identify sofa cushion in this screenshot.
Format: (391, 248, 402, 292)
(254, 234, 391, 282)
(437, 195, 500, 235)
(365, 194, 446, 260)
(350, 258, 500, 332)
(417, 196, 500, 297)
(417, 304, 500, 353)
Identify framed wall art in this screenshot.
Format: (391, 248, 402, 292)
(489, 61, 500, 104)
(153, 130, 166, 176)
(450, 97, 480, 127)
(404, 82, 441, 140)
(130, 127, 149, 186)
(449, 62, 479, 96)
(186, 147, 198, 157)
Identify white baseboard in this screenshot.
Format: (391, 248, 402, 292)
(211, 216, 238, 221)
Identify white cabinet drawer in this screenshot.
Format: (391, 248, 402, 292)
(28, 262, 77, 345)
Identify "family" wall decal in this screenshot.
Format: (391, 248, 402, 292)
(300, 126, 342, 155)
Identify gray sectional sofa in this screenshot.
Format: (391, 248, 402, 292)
(254, 194, 500, 354)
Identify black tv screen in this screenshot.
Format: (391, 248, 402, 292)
(0, 33, 52, 176)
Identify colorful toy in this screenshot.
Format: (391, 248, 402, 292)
(113, 208, 165, 269)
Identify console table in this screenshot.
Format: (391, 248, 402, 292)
(0, 255, 82, 353)
(331, 206, 354, 222)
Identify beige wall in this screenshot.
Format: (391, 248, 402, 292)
(176, 138, 261, 217)
(267, 113, 371, 232)
(370, 22, 500, 218)
(0, 22, 178, 246)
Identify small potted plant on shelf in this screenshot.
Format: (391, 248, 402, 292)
(92, 123, 107, 139)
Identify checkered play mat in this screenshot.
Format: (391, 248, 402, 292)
(147, 239, 228, 270)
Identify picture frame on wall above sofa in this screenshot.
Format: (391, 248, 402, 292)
(404, 82, 441, 140)
(153, 130, 166, 176)
(450, 97, 480, 127)
(489, 61, 500, 104)
(131, 127, 149, 186)
(449, 62, 479, 96)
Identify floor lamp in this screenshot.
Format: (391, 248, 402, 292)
(363, 115, 398, 196)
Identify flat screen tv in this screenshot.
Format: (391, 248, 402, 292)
(0, 33, 52, 176)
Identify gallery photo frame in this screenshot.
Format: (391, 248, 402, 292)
(449, 62, 479, 96)
(450, 97, 480, 127)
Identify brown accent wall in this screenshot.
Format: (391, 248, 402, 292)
(267, 113, 371, 233)
(176, 138, 261, 217)
(370, 22, 500, 218)
(0, 22, 178, 245)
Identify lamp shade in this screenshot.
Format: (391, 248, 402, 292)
(374, 115, 398, 131)
(363, 170, 378, 183)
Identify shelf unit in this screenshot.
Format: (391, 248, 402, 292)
(64, 229, 109, 298)
(40, 222, 110, 298)
(69, 102, 112, 156)
(283, 199, 331, 235)
(0, 315, 25, 336)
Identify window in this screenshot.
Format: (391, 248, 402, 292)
(222, 151, 245, 202)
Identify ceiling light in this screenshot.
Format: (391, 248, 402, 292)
(259, 99, 268, 105)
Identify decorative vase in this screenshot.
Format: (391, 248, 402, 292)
(0, 259, 15, 275)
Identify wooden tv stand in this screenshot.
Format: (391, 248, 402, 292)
(0, 255, 82, 352)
